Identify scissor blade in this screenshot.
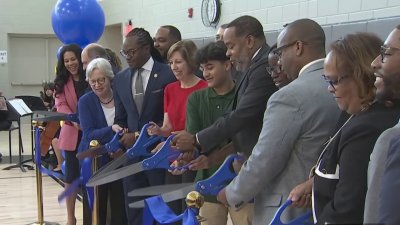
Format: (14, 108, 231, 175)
(76, 146, 107, 160)
(90, 153, 129, 180)
(128, 182, 195, 197)
(87, 161, 144, 187)
(32, 111, 69, 122)
(128, 184, 196, 208)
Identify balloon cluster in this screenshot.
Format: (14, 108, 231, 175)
(51, 0, 105, 57)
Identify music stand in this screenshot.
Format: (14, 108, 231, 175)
(15, 95, 47, 157)
(2, 98, 34, 172)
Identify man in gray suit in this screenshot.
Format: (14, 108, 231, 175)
(217, 19, 340, 224)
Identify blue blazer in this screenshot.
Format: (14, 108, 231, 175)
(113, 59, 176, 132)
(78, 91, 114, 153)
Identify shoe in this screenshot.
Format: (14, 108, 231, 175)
(53, 168, 63, 174)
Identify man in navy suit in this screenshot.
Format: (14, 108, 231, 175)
(112, 28, 176, 225)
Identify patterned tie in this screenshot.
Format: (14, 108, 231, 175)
(134, 68, 144, 114)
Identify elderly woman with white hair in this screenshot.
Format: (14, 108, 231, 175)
(78, 57, 127, 225)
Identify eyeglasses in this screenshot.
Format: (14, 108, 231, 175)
(322, 74, 349, 91)
(380, 45, 400, 63)
(120, 46, 144, 58)
(274, 40, 308, 58)
(266, 64, 283, 74)
(89, 77, 106, 86)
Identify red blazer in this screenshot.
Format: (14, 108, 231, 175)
(55, 76, 79, 151)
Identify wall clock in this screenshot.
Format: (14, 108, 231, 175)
(201, 0, 221, 27)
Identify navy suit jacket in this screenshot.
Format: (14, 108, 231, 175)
(77, 91, 114, 153)
(113, 59, 176, 132)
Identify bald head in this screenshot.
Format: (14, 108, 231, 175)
(82, 43, 107, 69)
(281, 19, 325, 54)
(276, 19, 326, 79)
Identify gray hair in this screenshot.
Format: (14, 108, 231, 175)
(86, 58, 114, 81)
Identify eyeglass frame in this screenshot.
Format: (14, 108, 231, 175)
(88, 77, 106, 86)
(120, 45, 144, 58)
(274, 40, 308, 58)
(380, 45, 400, 63)
(322, 74, 350, 91)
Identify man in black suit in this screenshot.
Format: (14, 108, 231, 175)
(173, 15, 277, 158)
(112, 28, 176, 225)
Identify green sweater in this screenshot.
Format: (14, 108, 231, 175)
(185, 86, 235, 202)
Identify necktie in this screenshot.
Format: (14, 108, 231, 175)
(134, 68, 144, 114)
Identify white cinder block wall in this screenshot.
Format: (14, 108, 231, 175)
(1, 0, 400, 97)
(101, 0, 400, 38)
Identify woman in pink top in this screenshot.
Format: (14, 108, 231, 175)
(54, 44, 88, 225)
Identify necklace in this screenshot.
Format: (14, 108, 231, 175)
(99, 96, 113, 105)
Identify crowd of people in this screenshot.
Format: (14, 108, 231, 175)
(3, 14, 400, 225)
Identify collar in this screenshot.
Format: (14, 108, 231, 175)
(141, 57, 154, 72)
(208, 85, 236, 98)
(251, 47, 262, 60)
(299, 58, 325, 76)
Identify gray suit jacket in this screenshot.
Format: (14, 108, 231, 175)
(364, 120, 400, 223)
(225, 59, 340, 225)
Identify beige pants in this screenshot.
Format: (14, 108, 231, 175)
(199, 201, 253, 225)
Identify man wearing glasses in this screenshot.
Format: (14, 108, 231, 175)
(216, 18, 340, 224)
(364, 25, 400, 225)
(112, 27, 175, 225)
(172, 15, 277, 161)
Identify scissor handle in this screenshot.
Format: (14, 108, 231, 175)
(269, 200, 312, 225)
(195, 154, 239, 196)
(127, 123, 163, 159)
(67, 113, 80, 123)
(142, 135, 181, 170)
(104, 131, 122, 153)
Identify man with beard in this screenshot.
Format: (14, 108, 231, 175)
(217, 18, 340, 224)
(172, 15, 277, 161)
(364, 25, 400, 225)
(154, 25, 181, 63)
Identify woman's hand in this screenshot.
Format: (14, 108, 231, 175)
(112, 124, 127, 134)
(288, 178, 314, 208)
(72, 122, 81, 130)
(150, 141, 165, 154)
(188, 155, 209, 170)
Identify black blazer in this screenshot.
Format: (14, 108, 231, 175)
(197, 44, 278, 156)
(113, 59, 176, 132)
(313, 102, 400, 225)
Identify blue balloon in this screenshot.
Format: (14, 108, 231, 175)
(51, 0, 105, 47)
(56, 45, 63, 59)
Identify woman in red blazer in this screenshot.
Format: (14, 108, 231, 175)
(54, 44, 88, 225)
